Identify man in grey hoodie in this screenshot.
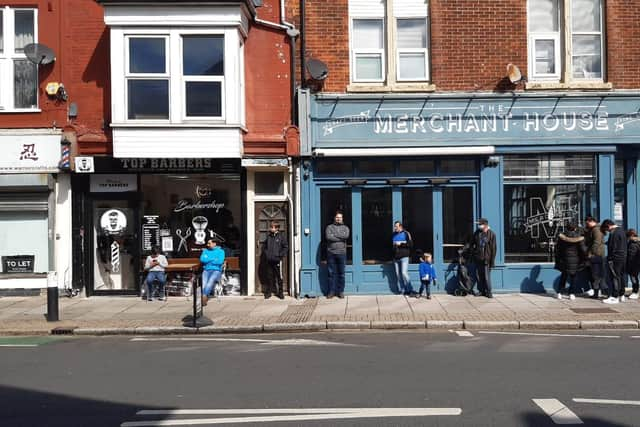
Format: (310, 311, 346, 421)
(325, 211, 350, 298)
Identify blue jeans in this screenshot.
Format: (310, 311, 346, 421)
(327, 253, 346, 295)
(203, 270, 223, 296)
(394, 257, 412, 294)
(145, 271, 166, 299)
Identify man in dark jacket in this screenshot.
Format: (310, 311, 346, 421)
(584, 216, 606, 299)
(325, 211, 350, 299)
(392, 221, 414, 295)
(627, 229, 640, 300)
(601, 219, 627, 304)
(468, 218, 497, 298)
(554, 224, 587, 300)
(261, 221, 288, 299)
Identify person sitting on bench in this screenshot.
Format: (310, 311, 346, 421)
(144, 246, 168, 301)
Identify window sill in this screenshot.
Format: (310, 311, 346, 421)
(347, 83, 436, 93)
(111, 122, 246, 130)
(0, 108, 42, 114)
(525, 81, 613, 91)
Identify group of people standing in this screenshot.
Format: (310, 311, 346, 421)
(324, 212, 498, 299)
(555, 217, 640, 304)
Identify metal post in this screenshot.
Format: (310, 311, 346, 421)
(47, 271, 59, 321)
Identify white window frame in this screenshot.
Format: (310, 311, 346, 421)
(180, 33, 225, 121)
(124, 34, 170, 122)
(121, 29, 227, 124)
(0, 7, 39, 112)
(529, 33, 562, 81)
(527, 0, 605, 83)
(569, 0, 604, 81)
(395, 16, 429, 82)
(350, 18, 386, 83)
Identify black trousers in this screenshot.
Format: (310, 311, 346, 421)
(476, 262, 492, 295)
(264, 261, 284, 296)
(607, 259, 625, 298)
(558, 271, 577, 295)
(588, 256, 604, 291)
(630, 273, 639, 294)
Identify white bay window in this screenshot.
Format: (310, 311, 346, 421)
(102, 3, 247, 158)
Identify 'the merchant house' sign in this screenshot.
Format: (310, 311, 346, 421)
(314, 96, 640, 144)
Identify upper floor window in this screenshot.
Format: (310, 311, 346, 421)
(349, 0, 429, 85)
(528, 0, 603, 82)
(125, 33, 224, 121)
(0, 7, 38, 111)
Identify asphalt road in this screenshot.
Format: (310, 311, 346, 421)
(1, 330, 639, 426)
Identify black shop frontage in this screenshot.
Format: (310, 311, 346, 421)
(71, 157, 245, 296)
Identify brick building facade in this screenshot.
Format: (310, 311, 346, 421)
(295, 0, 640, 297)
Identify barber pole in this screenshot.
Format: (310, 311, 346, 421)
(59, 139, 71, 170)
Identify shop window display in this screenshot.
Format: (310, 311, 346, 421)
(141, 174, 242, 258)
(503, 155, 597, 263)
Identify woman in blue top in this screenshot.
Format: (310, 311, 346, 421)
(200, 238, 225, 305)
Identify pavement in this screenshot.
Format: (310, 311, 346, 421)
(2, 292, 640, 335)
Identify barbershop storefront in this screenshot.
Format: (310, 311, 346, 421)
(298, 92, 640, 295)
(72, 157, 244, 296)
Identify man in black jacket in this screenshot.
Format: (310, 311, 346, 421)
(261, 221, 288, 299)
(601, 219, 627, 304)
(468, 218, 497, 298)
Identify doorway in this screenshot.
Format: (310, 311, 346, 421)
(255, 202, 289, 295)
(318, 184, 476, 293)
(90, 198, 140, 295)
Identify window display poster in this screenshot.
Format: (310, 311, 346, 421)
(614, 202, 624, 222)
(2, 255, 35, 273)
(162, 236, 174, 252)
(142, 215, 160, 251)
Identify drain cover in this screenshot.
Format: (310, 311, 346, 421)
(570, 308, 618, 314)
(50, 327, 75, 335)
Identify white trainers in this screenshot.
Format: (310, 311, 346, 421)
(557, 293, 564, 300)
(569, 294, 576, 300)
(585, 289, 595, 297)
(603, 296, 620, 304)
(629, 293, 639, 300)
(620, 295, 626, 303)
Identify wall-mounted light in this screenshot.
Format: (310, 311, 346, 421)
(345, 179, 367, 186)
(485, 156, 500, 168)
(386, 179, 408, 185)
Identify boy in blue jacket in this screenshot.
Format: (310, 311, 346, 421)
(417, 251, 437, 299)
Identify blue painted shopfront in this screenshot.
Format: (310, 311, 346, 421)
(299, 92, 640, 295)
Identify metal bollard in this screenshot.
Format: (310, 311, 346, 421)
(47, 271, 59, 322)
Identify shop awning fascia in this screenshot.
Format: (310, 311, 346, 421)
(313, 146, 495, 157)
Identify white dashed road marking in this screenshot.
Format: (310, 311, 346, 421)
(455, 331, 474, 337)
(121, 407, 462, 426)
(479, 331, 620, 339)
(533, 399, 584, 425)
(573, 398, 640, 406)
(130, 337, 360, 347)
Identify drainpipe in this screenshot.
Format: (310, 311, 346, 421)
(300, 0, 306, 89)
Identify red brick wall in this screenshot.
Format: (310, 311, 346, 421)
(245, 0, 298, 156)
(606, 1, 640, 89)
(295, 0, 640, 93)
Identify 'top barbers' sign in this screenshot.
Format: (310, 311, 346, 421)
(310, 95, 640, 148)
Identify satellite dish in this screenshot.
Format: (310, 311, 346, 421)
(306, 58, 329, 81)
(24, 43, 56, 65)
(507, 63, 523, 84)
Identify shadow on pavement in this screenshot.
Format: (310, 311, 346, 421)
(520, 411, 631, 427)
(0, 384, 167, 427)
